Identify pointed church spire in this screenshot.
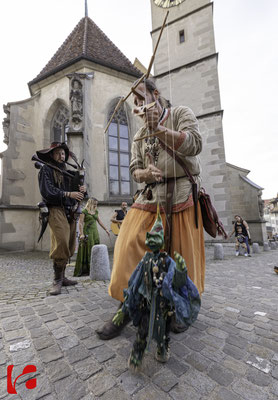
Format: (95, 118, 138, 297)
(85, 0, 88, 17)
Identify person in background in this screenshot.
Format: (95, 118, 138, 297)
(36, 142, 86, 295)
(111, 202, 128, 226)
(229, 215, 251, 257)
(74, 198, 110, 276)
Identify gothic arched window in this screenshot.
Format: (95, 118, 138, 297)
(108, 104, 131, 197)
(51, 105, 69, 143)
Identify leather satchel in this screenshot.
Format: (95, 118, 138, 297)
(198, 187, 227, 239)
(158, 139, 227, 239)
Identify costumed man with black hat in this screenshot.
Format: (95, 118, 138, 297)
(35, 142, 86, 295)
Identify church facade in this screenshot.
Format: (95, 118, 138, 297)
(0, 0, 266, 252)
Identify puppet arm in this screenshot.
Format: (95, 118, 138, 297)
(172, 251, 187, 289)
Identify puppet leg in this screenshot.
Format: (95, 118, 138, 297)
(128, 312, 149, 371)
(155, 316, 171, 363)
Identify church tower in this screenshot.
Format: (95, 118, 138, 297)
(150, 0, 232, 233)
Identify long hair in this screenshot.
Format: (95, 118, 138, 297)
(133, 78, 171, 108)
(85, 198, 98, 212)
(234, 215, 243, 223)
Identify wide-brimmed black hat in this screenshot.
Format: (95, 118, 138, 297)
(36, 142, 70, 163)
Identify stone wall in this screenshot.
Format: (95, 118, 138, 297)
(226, 163, 266, 244)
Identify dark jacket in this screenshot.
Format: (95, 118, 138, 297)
(38, 164, 77, 208)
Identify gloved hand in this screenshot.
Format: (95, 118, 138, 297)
(112, 309, 125, 326)
(174, 251, 186, 272)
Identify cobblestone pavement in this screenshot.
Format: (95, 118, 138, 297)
(0, 246, 277, 400)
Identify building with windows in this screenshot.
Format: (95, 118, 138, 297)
(0, 0, 267, 251)
(0, 15, 141, 251)
(263, 196, 278, 239)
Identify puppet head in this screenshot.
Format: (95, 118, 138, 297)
(145, 204, 164, 252)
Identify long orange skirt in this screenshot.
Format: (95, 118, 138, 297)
(109, 204, 205, 302)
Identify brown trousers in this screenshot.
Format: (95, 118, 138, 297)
(48, 207, 76, 267)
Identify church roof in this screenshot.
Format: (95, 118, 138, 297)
(28, 16, 141, 87)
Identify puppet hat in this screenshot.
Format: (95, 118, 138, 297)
(149, 203, 164, 243)
(36, 142, 70, 163)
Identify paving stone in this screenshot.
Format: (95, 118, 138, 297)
(118, 370, 146, 395)
(36, 307, 53, 316)
(73, 358, 102, 380)
(100, 386, 131, 400)
(46, 360, 73, 382)
(255, 326, 277, 339)
(184, 337, 205, 352)
(38, 345, 63, 364)
(56, 335, 80, 351)
(185, 352, 210, 372)
(200, 347, 226, 363)
(75, 326, 94, 340)
(104, 354, 128, 378)
(257, 337, 278, 353)
(65, 343, 90, 364)
(207, 327, 229, 339)
(247, 343, 274, 359)
(50, 303, 67, 313)
(272, 366, 278, 379)
(82, 335, 105, 350)
(247, 368, 272, 386)
(29, 326, 49, 339)
(169, 382, 201, 400)
(33, 335, 56, 351)
(68, 304, 85, 312)
(0, 351, 7, 366)
(235, 322, 254, 331)
(41, 313, 58, 323)
(226, 335, 248, 349)
(207, 364, 235, 386)
(67, 319, 86, 330)
(87, 371, 116, 397)
(170, 341, 190, 357)
(54, 376, 87, 400)
(166, 356, 190, 377)
(223, 344, 246, 360)
(45, 320, 66, 331)
(238, 316, 254, 324)
(91, 344, 115, 363)
(181, 369, 217, 395)
(152, 369, 178, 392)
(232, 378, 269, 400)
(271, 381, 278, 396)
(4, 329, 27, 342)
(215, 387, 241, 400)
(133, 384, 171, 400)
(25, 317, 43, 329)
(80, 395, 95, 400)
(11, 347, 35, 365)
(2, 320, 23, 332)
(222, 357, 247, 376)
(17, 374, 52, 400)
(51, 326, 73, 340)
(201, 335, 225, 350)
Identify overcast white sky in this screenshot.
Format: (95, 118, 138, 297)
(0, 0, 277, 198)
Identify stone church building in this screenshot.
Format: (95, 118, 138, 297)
(0, 0, 266, 252)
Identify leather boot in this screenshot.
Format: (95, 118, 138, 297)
(62, 265, 78, 286)
(49, 263, 63, 295)
(96, 303, 130, 340)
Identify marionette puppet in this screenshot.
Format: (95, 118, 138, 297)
(113, 205, 201, 370)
